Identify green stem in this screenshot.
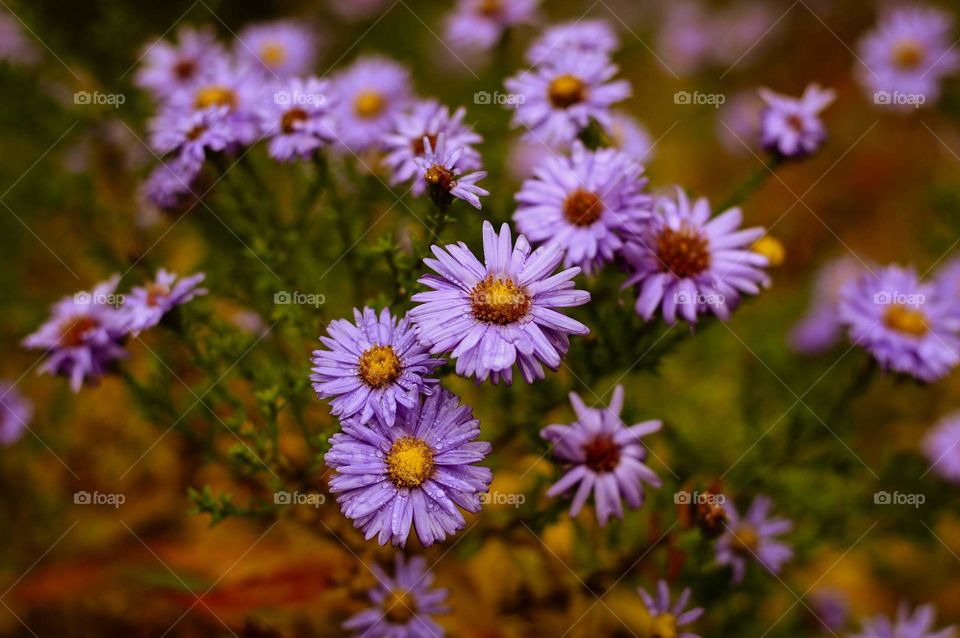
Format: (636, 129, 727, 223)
(718, 155, 783, 212)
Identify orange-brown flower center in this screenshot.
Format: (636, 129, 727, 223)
(477, 0, 502, 17)
(358, 345, 401, 387)
(424, 165, 456, 192)
(650, 613, 679, 638)
(60, 316, 97, 347)
(173, 58, 197, 81)
(732, 525, 759, 554)
(281, 107, 309, 133)
(583, 435, 620, 473)
(548, 74, 587, 109)
(470, 277, 531, 324)
(656, 224, 711, 278)
(145, 282, 170, 307)
(354, 90, 385, 119)
(195, 85, 237, 110)
(260, 42, 288, 67)
(412, 133, 439, 155)
(883, 304, 928, 337)
(892, 38, 925, 69)
(384, 589, 416, 623)
(563, 189, 604, 226)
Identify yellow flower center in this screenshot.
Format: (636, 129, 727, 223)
(548, 74, 587, 109)
(281, 107, 309, 133)
(424, 165, 456, 192)
(732, 525, 759, 554)
(752, 236, 785, 267)
(657, 224, 711, 278)
(563, 189, 604, 226)
(358, 345, 401, 388)
(384, 588, 416, 623)
(60, 316, 97, 347)
(470, 276, 532, 324)
(195, 84, 237, 110)
(260, 42, 288, 67)
(883, 304, 928, 337)
(650, 613, 679, 638)
(386, 437, 435, 488)
(892, 38, 925, 69)
(354, 90, 385, 119)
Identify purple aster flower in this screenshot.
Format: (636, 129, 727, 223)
(637, 580, 704, 638)
(0, 10, 39, 66)
(324, 388, 493, 547)
(759, 84, 836, 159)
(413, 134, 488, 210)
(933, 257, 960, 314)
(444, 0, 539, 52)
(167, 58, 262, 146)
(526, 19, 619, 66)
(236, 20, 316, 78)
(409, 221, 590, 385)
(342, 554, 449, 638)
(622, 188, 769, 325)
(851, 603, 956, 638)
(149, 105, 232, 169)
(838, 265, 960, 382)
(0, 382, 33, 446)
(514, 141, 652, 275)
(122, 269, 207, 336)
(311, 307, 443, 428)
(332, 57, 413, 153)
(790, 256, 870, 355)
(716, 495, 793, 583)
(259, 76, 338, 162)
(858, 5, 960, 110)
(382, 100, 482, 195)
(808, 588, 850, 634)
(540, 385, 661, 526)
(22, 275, 129, 393)
(135, 26, 225, 99)
(608, 110, 655, 162)
(504, 50, 631, 147)
(922, 412, 960, 484)
(141, 156, 203, 210)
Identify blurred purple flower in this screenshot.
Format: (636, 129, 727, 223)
(922, 412, 960, 484)
(541, 385, 661, 526)
(236, 20, 316, 78)
(717, 90, 765, 156)
(342, 554, 449, 638)
(808, 588, 850, 633)
(123, 269, 207, 336)
(331, 57, 413, 153)
(638, 580, 704, 638)
(166, 58, 263, 145)
(311, 307, 443, 428)
(149, 105, 232, 169)
(135, 26, 225, 99)
(790, 256, 869, 355)
(514, 141, 652, 274)
(838, 265, 960, 382)
(444, 0, 539, 53)
(851, 603, 955, 638)
(933, 257, 960, 314)
(760, 84, 835, 159)
(0, 10, 40, 66)
(622, 187, 769, 325)
(608, 110, 655, 162)
(413, 134, 489, 210)
(325, 389, 492, 547)
(715, 495, 793, 583)
(258, 76, 338, 162)
(0, 382, 32, 446)
(525, 19, 618, 65)
(409, 221, 590, 385)
(141, 156, 202, 210)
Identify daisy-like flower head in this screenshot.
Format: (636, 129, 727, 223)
(858, 5, 960, 110)
(504, 50, 631, 148)
(0, 382, 33, 446)
(259, 76, 338, 162)
(922, 412, 960, 485)
(141, 156, 203, 210)
(236, 20, 316, 78)
(445, 0, 539, 52)
(382, 100, 483, 195)
(514, 141, 652, 275)
(851, 602, 956, 638)
(311, 307, 444, 428)
(135, 26, 225, 99)
(608, 110, 655, 162)
(715, 495, 793, 583)
(413, 134, 489, 210)
(410, 221, 591, 385)
(324, 388, 493, 547)
(343, 554, 450, 638)
(622, 187, 769, 325)
(526, 19, 619, 65)
(540, 385, 661, 526)
(122, 269, 207, 336)
(22, 275, 129, 393)
(149, 105, 232, 170)
(789, 256, 870, 355)
(838, 265, 960, 382)
(637, 580, 704, 638)
(168, 58, 262, 146)
(759, 84, 836, 159)
(332, 56, 413, 153)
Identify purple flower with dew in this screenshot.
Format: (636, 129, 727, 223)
(608, 110, 655, 162)
(858, 5, 960, 110)
(0, 10, 39, 66)
(637, 580, 704, 638)
(514, 141, 652, 275)
(622, 187, 769, 325)
(259, 76, 338, 162)
(382, 100, 482, 195)
(759, 84, 836, 159)
(504, 50, 631, 147)
(0, 382, 33, 446)
(445, 0, 539, 53)
(22, 275, 129, 393)
(342, 554, 449, 638)
(324, 388, 492, 547)
(409, 221, 591, 385)
(332, 56, 413, 153)
(122, 269, 207, 336)
(715, 495, 793, 583)
(167, 58, 262, 146)
(922, 412, 960, 485)
(236, 20, 316, 78)
(838, 265, 960, 382)
(526, 19, 619, 66)
(310, 307, 443, 428)
(851, 603, 956, 638)
(540, 385, 661, 526)
(135, 26, 225, 99)
(413, 134, 488, 210)
(149, 105, 232, 169)
(789, 256, 870, 355)
(142, 156, 203, 210)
